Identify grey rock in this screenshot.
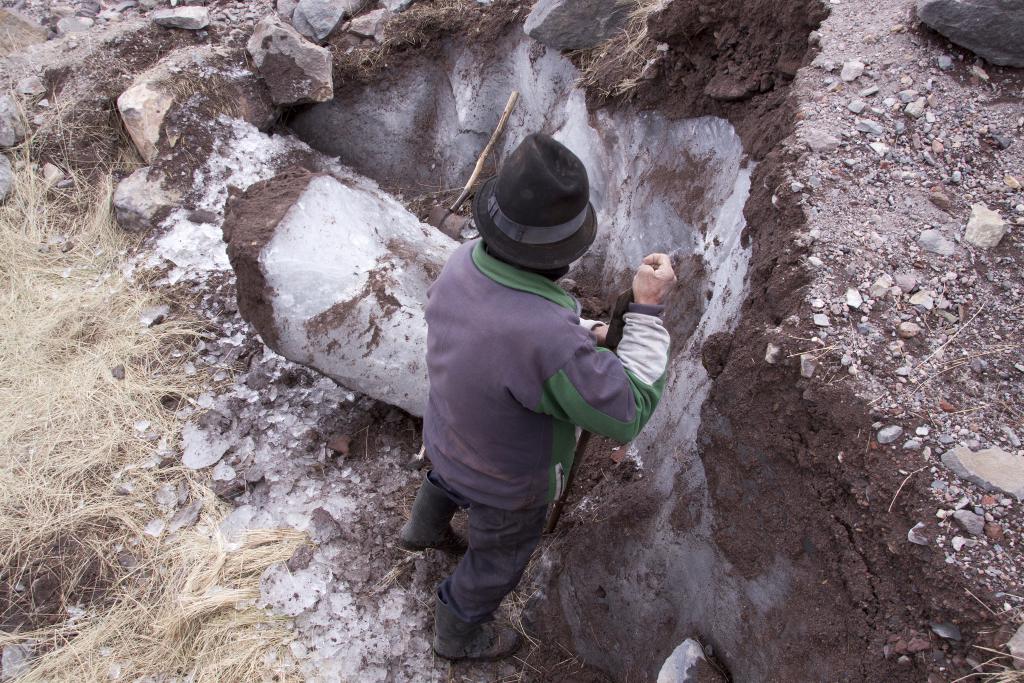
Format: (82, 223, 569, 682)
(952, 509, 984, 535)
(247, 15, 334, 105)
(803, 127, 841, 153)
(1008, 623, 1024, 671)
(347, 8, 389, 40)
(894, 273, 918, 292)
(937, 54, 954, 70)
(523, 0, 631, 51)
(0, 155, 13, 203)
(1, 643, 33, 679)
(293, 0, 361, 41)
(909, 290, 934, 310)
(845, 288, 863, 309)
(848, 99, 866, 114)
(855, 118, 884, 135)
(917, 229, 955, 255)
(878, 425, 904, 444)
(840, 60, 865, 81)
(0, 95, 26, 148)
(16, 76, 44, 97)
(764, 343, 781, 365)
(800, 353, 817, 378)
(869, 273, 894, 298)
(113, 167, 179, 233)
(813, 313, 830, 327)
(942, 446, 1024, 500)
(908, 522, 929, 545)
(277, 0, 299, 19)
(381, 0, 414, 11)
(903, 439, 922, 451)
(917, 0, 1024, 67)
(167, 500, 203, 533)
(56, 16, 94, 34)
(964, 203, 1006, 248)
(151, 7, 209, 29)
(897, 321, 921, 338)
(905, 97, 927, 119)
(930, 622, 962, 641)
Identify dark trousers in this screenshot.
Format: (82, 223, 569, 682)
(428, 470, 548, 624)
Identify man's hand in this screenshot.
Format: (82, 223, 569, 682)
(632, 253, 677, 306)
(590, 323, 608, 346)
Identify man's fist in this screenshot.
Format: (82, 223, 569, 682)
(632, 253, 676, 306)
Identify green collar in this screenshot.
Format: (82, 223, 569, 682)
(471, 241, 577, 312)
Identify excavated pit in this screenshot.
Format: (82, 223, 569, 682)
(288, 30, 761, 679)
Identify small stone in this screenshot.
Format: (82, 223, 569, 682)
(930, 622, 962, 641)
(808, 255, 824, 267)
(952, 509, 984, 536)
(0, 95, 27, 148)
(16, 76, 44, 97)
(869, 141, 889, 156)
(56, 15, 94, 34)
(855, 118, 884, 135)
(41, 162, 64, 186)
(897, 89, 919, 104)
(167, 500, 202, 533)
(800, 353, 817, 378)
(878, 425, 904, 444)
(903, 439, 922, 451)
(937, 55, 953, 70)
(151, 7, 209, 29)
(803, 127, 841, 153)
(1008, 623, 1024, 671)
(859, 85, 879, 97)
(765, 343, 782, 364)
(846, 288, 863, 309)
(929, 189, 953, 212)
(293, 0, 361, 42)
(905, 97, 927, 119)
(894, 273, 918, 292)
(813, 313, 830, 327)
(917, 229, 955, 256)
(984, 522, 1004, 541)
(869, 273, 894, 298)
(909, 291, 934, 310)
(139, 304, 171, 327)
(840, 60, 865, 81)
(1005, 175, 1021, 190)
(0, 155, 12, 203)
(964, 203, 1007, 248)
(908, 522, 929, 545)
(951, 536, 968, 551)
(848, 99, 866, 114)
(897, 321, 921, 338)
(111, 364, 125, 380)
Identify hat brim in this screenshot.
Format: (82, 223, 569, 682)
(472, 176, 597, 271)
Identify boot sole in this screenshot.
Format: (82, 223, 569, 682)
(432, 640, 522, 662)
(397, 538, 467, 554)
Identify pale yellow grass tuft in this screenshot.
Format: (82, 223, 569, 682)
(0, 126, 302, 680)
(576, 0, 669, 99)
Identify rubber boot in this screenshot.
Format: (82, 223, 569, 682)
(398, 475, 467, 553)
(432, 594, 521, 661)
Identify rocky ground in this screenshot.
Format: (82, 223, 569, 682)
(788, 0, 1024, 636)
(0, 0, 1022, 680)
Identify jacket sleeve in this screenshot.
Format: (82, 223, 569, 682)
(535, 311, 670, 442)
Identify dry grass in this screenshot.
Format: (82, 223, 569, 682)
(0, 118, 302, 679)
(576, 0, 669, 100)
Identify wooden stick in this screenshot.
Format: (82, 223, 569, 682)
(447, 90, 520, 214)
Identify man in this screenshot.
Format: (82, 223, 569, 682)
(399, 133, 675, 661)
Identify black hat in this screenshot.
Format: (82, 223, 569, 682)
(472, 133, 596, 270)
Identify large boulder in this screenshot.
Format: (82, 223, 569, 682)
(113, 167, 180, 233)
(0, 95, 26, 148)
(523, 0, 632, 50)
(917, 0, 1024, 67)
(292, 0, 362, 42)
(117, 80, 174, 163)
(0, 10, 47, 56)
(222, 167, 457, 416)
(247, 15, 333, 105)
